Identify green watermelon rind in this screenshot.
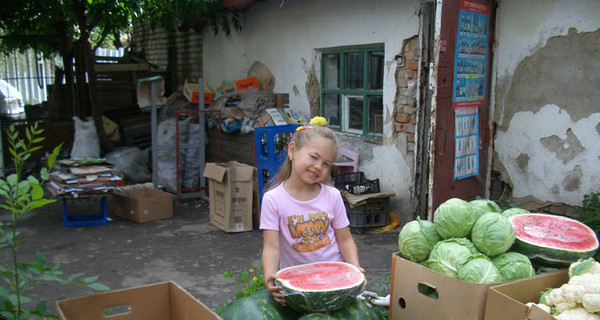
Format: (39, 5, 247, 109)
(509, 213, 599, 267)
(219, 289, 301, 320)
(297, 300, 379, 320)
(275, 262, 365, 313)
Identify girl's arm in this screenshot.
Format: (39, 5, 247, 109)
(262, 230, 286, 304)
(334, 227, 367, 289)
(334, 227, 361, 269)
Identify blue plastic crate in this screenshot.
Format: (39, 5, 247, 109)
(255, 124, 300, 207)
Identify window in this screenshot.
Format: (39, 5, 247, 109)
(320, 46, 384, 138)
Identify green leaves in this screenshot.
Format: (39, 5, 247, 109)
(0, 123, 108, 319)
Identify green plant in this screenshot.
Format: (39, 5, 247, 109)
(0, 123, 109, 319)
(371, 274, 391, 320)
(216, 262, 265, 313)
(573, 192, 600, 260)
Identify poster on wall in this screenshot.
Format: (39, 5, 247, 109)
(454, 107, 479, 180)
(452, 0, 490, 108)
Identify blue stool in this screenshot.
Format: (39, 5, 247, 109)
(62, 196, 108, 227)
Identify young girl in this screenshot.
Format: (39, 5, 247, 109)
(260, 117, 363, 304)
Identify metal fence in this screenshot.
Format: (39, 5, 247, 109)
(0, 48, 124, 106)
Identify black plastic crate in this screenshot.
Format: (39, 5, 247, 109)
(335, 172, 380, 195)
(344, 197, 390, 232)
(334, 172, 365, 189)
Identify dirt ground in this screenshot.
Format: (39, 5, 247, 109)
(0, 195, 399, 316)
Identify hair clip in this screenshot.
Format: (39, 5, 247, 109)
(296, 125, 313, 132)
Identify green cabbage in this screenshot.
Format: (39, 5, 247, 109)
(398, 218, 442, 263)
(501, 207, 530, 218)
(433, 198, 477, 239)
(457, 254, 502, 284)
(492, 252, 535, 282)
(471, 212, 516, 257)
(470, 199, 502, 220)
(425, 238, 479, 278)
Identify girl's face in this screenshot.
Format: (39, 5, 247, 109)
(289, 136, 336, 185)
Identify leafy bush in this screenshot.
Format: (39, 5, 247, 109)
(0, 123, 109, 319)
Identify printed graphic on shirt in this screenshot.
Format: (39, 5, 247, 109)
(288, 211, 331, 253)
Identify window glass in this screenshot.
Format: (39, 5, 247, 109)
(324, 94, 340, 128)
(345, 96, 363, 132)
(323, 54, 339, 89)
(368, 96, 383, 134)
(369, 51, 384, 90)
(345, 52, 363, 89)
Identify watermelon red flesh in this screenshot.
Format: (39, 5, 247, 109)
(275, 261, 365, 313)
(509, 213, 599, 267)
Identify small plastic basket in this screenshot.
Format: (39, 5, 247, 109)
(334, 172, 365, 189)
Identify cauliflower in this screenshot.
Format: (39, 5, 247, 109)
(526, 302, 552, 314)
(569, 258, 600, 278)
(541, 260, 600, 316)
(582, 294, 600, 314)
(554, 307, 600, 320)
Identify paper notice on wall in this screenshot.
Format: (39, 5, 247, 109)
(453, 107, 479, 180)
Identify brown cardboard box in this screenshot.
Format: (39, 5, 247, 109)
(484, 269, 568, 320)
(203, 161, 256, 233)
(57, 281, 221, 320)
(389, 252, 496, 320)
(112, 188, 173, 223)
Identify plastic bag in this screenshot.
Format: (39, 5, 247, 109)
(70, 116, 100, 159)
(105, 147, 151, 182)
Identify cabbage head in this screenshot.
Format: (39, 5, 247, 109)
(492, 252, 535, 281)
(398, 218, 442, 263)
(501, 207, 530, 218)
(470, 199, 501, 220)
(471, 212, 516, 257)
(425, 238, 479, 278)
(457, 254, 502, 284)
(433, 198, 477, 239)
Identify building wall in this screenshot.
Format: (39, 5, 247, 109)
(132, 21, 204, 95)
(493, 0, 600, 212)
(202, 0, 422, 221)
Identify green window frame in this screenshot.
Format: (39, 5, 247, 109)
(320, 46, 384, 140)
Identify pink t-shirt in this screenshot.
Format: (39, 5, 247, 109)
(260, 182, 350, 269)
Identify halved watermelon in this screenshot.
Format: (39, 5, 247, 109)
(509, 213, 599, 267)
(275, 261, 365, 313)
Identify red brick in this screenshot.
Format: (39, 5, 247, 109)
(396, 114, 412, 123)
(406, 60, 419, 71)
(407, 133, 415, 142)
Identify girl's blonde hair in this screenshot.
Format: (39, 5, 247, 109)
(267, 124, 338, 190)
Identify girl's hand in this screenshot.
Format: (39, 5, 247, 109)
(359, 267, 368, 290)
(265, 274, 286, 305)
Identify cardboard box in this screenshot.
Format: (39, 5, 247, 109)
(203, 161, 256, 233)
(390, 252, 496, 320)
(57, 281, 221, 320)
(183, 79, 214, 105)
(86, 115, 119, 141)
(112, 188, 173, 223)
(484, 269, 568, 320)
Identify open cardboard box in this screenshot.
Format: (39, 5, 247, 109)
(484, 269, 568, 320)
(57, 281, 221, 320)
(203, 161, 256, 233)
(390, 252, 496, 320)
(112, 188, 173, 223)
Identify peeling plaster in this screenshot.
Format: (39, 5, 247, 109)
(495, 104, 600, 207)
(540, 129, 584, 165)
(499, 29, 600, 130)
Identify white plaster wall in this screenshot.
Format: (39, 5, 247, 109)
(203, 0, 421, 214)
(494, 0, 600, 207)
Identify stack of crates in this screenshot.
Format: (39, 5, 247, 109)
(255, 124, 300, 208)
(334, 171, 390, 232)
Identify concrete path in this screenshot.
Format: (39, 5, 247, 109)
(1, 196, 399, 316)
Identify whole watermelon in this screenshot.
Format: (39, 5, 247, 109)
(297, 300, 379, 319)
(219, 289, 301, 320)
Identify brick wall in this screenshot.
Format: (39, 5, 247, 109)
(132, 21, 204, 95)
(393, 36, 419, 153)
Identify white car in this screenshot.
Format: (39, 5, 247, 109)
(0, 79, 25, 115)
